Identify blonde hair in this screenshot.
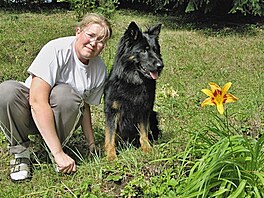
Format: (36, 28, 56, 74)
(78, 13, 112, 42)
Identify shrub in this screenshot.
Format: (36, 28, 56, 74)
(120, 0, 264, 16)
(67, 0, 119, 20)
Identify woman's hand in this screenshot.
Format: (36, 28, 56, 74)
(54, 151, 76, 174)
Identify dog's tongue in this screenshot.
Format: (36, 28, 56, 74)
(150, 71, 159, 80)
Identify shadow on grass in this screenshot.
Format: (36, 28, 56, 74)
(157, 12, 264, 37)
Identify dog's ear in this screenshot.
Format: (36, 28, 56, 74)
(148, 24, 162, 37)
(125, 21, 143, 41)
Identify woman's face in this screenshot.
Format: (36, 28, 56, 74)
(75, 23, 106, 65)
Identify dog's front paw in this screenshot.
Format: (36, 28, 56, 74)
(105, 145, 117, 161)
(142, 144, 152, 153)
(140, 137, 152, 153)
(107, 152, 117, 161)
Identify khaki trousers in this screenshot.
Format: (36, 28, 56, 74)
(0, 80, 84, 154)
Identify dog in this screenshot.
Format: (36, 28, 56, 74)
(104, 21, 164, 160)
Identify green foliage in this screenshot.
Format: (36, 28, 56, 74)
(180, 0, 219, 13)
(182, 0, 264, 16)
(125, 0, 264, 16)
(67, 0, 119, 20)
(230, 0, 264, 16)
(0, 133, 6, 144)
(175, 108, 264, 197)
(177, 135, 264, 197)
(120, 168, 178, 197)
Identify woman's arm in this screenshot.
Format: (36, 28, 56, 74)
(81, 103, 96, 152)
(29, 76, 76, 173)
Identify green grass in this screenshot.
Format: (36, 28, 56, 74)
(0, 9, 263, 197)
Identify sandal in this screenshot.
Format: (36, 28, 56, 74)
(10, 158, 32, 182)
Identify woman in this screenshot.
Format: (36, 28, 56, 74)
(0, 13, 112, 182)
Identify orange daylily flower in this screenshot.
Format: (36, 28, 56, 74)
(201, 82, 238, 115)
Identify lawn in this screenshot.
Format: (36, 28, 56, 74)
(0, 8, 263, 197)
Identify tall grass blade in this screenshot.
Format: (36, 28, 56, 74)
(253, 186, 262, 198)
(255, 172, 264, 184)
(227, 179, 246, 198)
(64, 145, 84, 162)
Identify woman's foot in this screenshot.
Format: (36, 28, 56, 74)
(10, 148, 31, 182)
(10, 157, 31, 182)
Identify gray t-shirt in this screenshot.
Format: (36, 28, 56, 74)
(24, 36, 107, 105)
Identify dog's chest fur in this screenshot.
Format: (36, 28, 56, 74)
(106, 76, 156, 111)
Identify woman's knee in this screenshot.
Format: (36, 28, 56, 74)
(0, 80, 28, 106)
(50, 84, 82, 110)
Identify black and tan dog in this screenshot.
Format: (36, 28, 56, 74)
(104, 22, 164, 160)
